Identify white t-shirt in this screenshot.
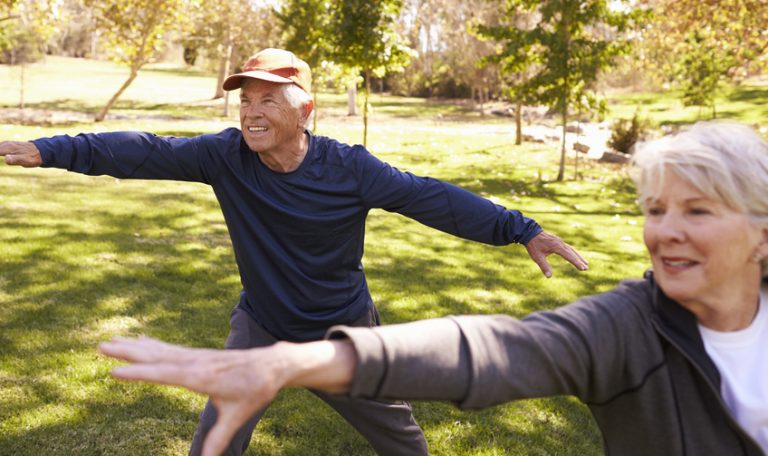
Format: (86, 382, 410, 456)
(699, 288, 768, 452)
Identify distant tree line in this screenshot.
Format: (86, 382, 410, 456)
(2, 0, 766, 174)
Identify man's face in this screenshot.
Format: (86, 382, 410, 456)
(239, 80, 304, 156)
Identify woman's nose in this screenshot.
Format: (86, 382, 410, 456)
(656, 212, 686, 242)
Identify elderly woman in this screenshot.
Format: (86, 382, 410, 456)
(101, 121, 768, 456)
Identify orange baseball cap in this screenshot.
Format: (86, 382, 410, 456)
(222, 48, 312, 94)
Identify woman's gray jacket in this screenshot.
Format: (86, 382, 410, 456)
(328, 272, 765, 455)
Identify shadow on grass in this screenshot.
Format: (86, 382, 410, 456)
(0, 388, 201, 455)
(0, 98, 228, 121)
(0, 167, 632, 454)
(727, 86, 768, 105)
(142, 66, 216, 79)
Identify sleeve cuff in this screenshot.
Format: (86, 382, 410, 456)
(326, 325, 388, 398)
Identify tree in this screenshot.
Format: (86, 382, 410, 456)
(1, 0, 19, 22)
(180, 0, 280, 116)
(85, 0, 188, 122)
(275, 0, 333, 131)
(0, 0, 59, 109)
(476, 5, 539, 145)
(479, 0, 636, 181)
(386, 0, 504, 101)
(640, 0, 768, 115)
(329, 0, 412, 147)
(677, 30, 730, 118)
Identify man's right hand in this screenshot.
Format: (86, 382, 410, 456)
(0, 141, 43, 167)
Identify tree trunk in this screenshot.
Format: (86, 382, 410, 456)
(19, 63, 25, 110)
(557, 11, 570, 182)
(95, 67, 139, 122)
(312, 85, 318, 132)
(515, 100, 522, 145)
(478, 84, 485, 116)
(363, 70, 370, 148)
(573, 126, 579, 180)
(558, 109, 567, 181)
(214, 58, 227, 100)
(215, 39, 234, 101)
(347, 85, 357, 116)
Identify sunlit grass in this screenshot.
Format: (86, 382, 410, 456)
(0, 56, 718, 456)
(606, 80, 768, 127)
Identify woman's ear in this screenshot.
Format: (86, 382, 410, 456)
(752, 229, 768, 263)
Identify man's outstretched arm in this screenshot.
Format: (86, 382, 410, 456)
(355, 151, 588, 277)
(99, 336, 356, 456)
(0, 141, 42, 167)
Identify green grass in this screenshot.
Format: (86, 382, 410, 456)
(0, 56, 691, 456)
(606, 80, 768, 127)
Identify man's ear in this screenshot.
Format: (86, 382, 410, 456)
(299, 99, 314, 127)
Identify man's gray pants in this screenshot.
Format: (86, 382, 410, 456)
(188, 306, 429, 456)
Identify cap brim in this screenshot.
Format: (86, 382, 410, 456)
(222, 70, 293, 91)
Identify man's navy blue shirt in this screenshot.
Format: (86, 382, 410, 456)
(35, 129, 541, 340)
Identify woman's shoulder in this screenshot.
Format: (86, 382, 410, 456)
(555, 273, 656, 325)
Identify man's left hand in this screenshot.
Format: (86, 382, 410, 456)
(525, 231, 588, 278)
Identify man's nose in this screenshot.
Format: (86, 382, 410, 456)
(243, 104, 263, 117)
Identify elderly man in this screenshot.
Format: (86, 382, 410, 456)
(0, 48, 587, 455)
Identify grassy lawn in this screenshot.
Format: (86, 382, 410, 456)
(606, 79, 768, 128)
(0, 55, 721, 455)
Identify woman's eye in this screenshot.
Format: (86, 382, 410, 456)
(646, 207, 663, 216)
(689, 207, 711, 216)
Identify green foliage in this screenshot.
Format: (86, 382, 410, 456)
(676, 30, 730, 118)
(608, 113, 647, 154)
(0, 0, 56, 64)
(638, 0, 768, 94)
(328, 0, 411, 76)
(478, 0, 640, 180)
(275, 0, 340, 130)
(0, 22, 42, 63)
(275, 0, 331, 71)
(181, 0, 279, 74)
(83, 0, 189, 121)
(84, 0, 185, 68)
(327, 0, 413, 146)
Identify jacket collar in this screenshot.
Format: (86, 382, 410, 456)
(646, 269, 722, 386)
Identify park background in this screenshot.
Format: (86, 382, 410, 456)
(1, 0, 767, 454)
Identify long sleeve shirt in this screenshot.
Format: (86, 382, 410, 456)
(34, 128, 541, 340)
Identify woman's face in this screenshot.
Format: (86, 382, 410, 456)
(643, 171, 767, 327)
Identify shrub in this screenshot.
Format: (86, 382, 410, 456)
(608, 113, 647, 154)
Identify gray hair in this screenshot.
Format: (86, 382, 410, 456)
(281, 84, 314, 128)
(631, 121, 768, 275)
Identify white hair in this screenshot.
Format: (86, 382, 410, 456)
(631, 121, 768, 275)
(281, 84, 314, 128)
